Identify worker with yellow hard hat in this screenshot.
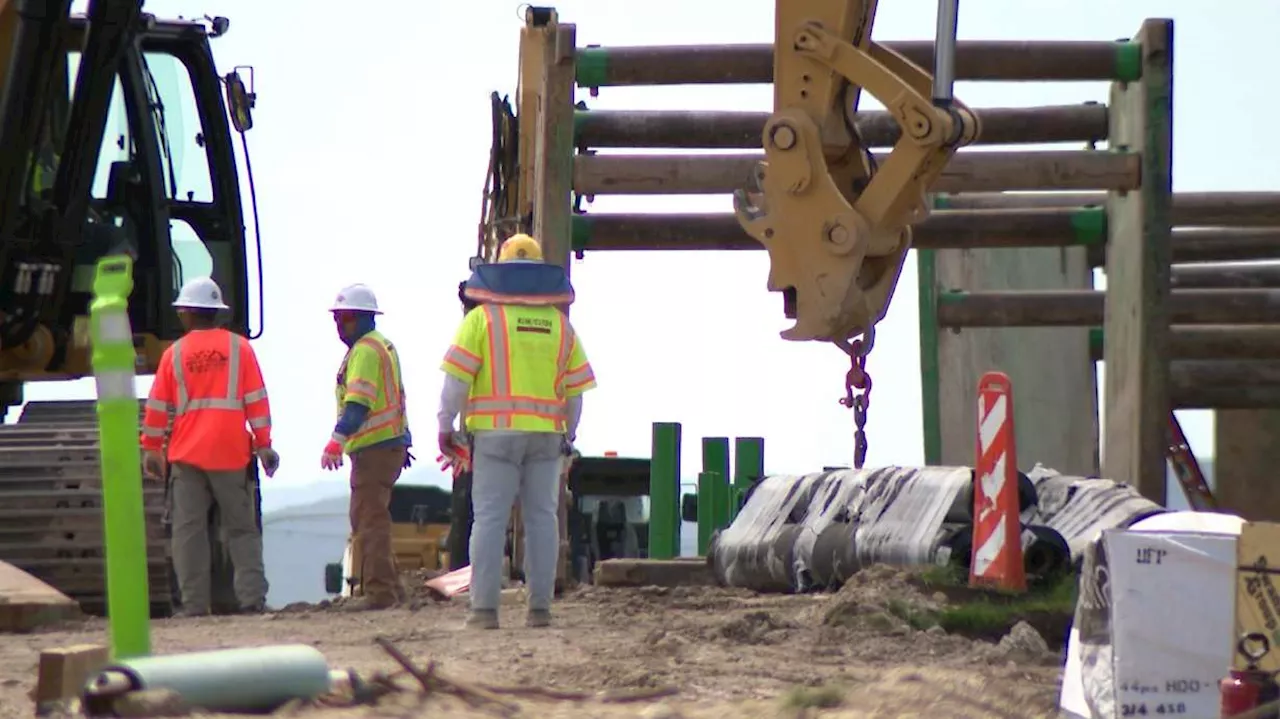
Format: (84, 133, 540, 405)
(438, 233, 595, 630)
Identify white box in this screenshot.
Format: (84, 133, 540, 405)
(1103, 529, 1236, 718)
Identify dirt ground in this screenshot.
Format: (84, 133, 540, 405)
(0, 566, 1066, 718)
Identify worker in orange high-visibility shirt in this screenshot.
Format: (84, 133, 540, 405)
(140, 277, 280, 617)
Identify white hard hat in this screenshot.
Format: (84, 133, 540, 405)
(329, 284, 382, 315)
(173, 277, 229, 310)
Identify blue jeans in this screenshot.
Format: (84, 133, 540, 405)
(468, 431, 564, 612)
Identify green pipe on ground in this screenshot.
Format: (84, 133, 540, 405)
(84, 644, 331, 714)
(649, 422, 681, 559)
(90, 256, 150, 659)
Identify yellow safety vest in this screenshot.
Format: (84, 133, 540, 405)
(441, 304, 596, 433)
(335, 330, 408, 453)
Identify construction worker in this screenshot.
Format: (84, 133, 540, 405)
(445, 279, 479, 570)
(439, 234, 596, 629)
(320, 283, 413, 611)
(140, 277, 278, 617)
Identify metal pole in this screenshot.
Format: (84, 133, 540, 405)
(932, 0, 960, 106)
(90, 255, 150, 659)
(648, 422, 681, 559)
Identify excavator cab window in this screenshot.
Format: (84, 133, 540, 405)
(60, 19, 252, 350)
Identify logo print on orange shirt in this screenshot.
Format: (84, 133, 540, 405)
(185, 349, 228, 374)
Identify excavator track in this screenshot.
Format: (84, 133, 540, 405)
(0, 400, 174, 616)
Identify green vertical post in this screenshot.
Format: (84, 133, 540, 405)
(731, 437, 764, 520)
(695, 471, 723, 555)
(701, 437, 731, 533)
(917, 240, 943, 465)
(90, 255, 151, 659)
(648, 422, 681, 560)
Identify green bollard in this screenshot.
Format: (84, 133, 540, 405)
(711, 467, 731, 531)
(648, 422, 681, 559)
(701, 436, 732, 534)
(731, 437, 765, 521)
(695, 471, 724, 555)
(90, 255, 151, 659)
(701, 437, 729, 485)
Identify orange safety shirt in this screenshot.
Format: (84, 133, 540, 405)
(140, 328, 273, 471)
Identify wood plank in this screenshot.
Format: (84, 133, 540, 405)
(0, 559, 81, 632)
(532, 18, 577, 271)
(1101, 19, 1173, 504)
(593, 558, 716, 587)
(34, 644, 109, 705)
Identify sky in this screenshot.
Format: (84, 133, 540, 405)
(40, 0, 1280, 513)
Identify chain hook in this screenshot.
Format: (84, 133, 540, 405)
(835, 329, 875, 469)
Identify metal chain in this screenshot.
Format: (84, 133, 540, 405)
(837, 329, 875, 469)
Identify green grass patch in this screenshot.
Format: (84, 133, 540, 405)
(780, 684, 845, 710)
(890, 565, 1078, 646)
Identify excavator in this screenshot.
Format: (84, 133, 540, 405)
(0, 0, 261, 616)
(472, 1, 976, 582)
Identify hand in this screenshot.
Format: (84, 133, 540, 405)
(142, 451, 167, 480)
(320, 440, 344, 471)
(437, 431, 454, 460)
(257, 447, 280, 477)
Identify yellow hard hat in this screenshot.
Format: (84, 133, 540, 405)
(497, 234, 543, 263)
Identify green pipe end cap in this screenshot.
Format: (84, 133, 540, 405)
(575, 47, 608, 88)
(1070, 207, 1108, 246)
(570, 215, 592, 251)
(1114, 41, 1143, 82)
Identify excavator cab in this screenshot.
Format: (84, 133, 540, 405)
(0, 1, 263, 616)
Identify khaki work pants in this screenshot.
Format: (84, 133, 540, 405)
(170, 462, 267, 612)
(349, 444, 406, 602)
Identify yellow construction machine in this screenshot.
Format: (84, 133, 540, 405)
(473, 0, 975, 576)
(0, 0, 262, 616)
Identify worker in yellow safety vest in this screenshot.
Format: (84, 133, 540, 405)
(439, 233, 595, 630)
(320, 283, 414, 611)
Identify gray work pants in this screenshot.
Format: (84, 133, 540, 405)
(170, 462, 267, 611)
(469, 431, 564, 613)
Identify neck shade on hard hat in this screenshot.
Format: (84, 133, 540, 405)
(463, 262, 573, 307)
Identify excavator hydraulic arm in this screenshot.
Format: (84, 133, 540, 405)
(735, 0, 979, 343)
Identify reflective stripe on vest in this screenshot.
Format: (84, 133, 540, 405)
(464, 305, 571, 430)
(337, 334, 407, 447)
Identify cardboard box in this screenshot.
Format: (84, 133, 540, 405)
(1103, 529, 1236, 718)
(1234, 521, 1280, 672)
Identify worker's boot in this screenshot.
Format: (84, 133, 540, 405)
(464, 609, 499, 630)
(238, 601, 270, 615)
(526, 609, 552, 628)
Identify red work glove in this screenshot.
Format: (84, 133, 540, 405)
(320, 438, 344, 471)
(437, 432, 471, 477)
